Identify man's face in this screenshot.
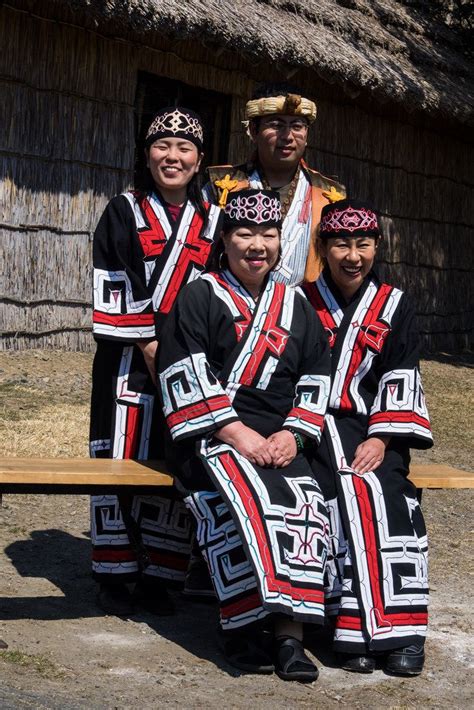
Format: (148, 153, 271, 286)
(249, 114, 308, 173)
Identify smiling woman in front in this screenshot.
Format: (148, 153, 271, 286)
(303, 199, 433, 676)
(157, 189, 331, 682)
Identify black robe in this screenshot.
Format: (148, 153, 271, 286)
(304, 269, 433, 653)
(158, 270, 332, 629)
(89, 190, 221, 583)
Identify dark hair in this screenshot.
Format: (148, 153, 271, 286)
(249, 82, 310, 133)
(251, 81, 305, 101)
(136, 147, 208, 228)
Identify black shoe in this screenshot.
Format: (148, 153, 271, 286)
(338, 652, 376, 673)
(134, 577, 175, 616)
(97, 582, 135, 617)
(274, 637, 319, 683)
(183, 554, 216, 600)
(219, 630, 275, 674)
(384, 643, 425, 676)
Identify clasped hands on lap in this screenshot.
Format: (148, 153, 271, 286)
(217, 421, 390, 473)
(216, 421, 297, 468)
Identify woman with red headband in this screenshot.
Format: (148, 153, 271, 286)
(303, 198, 433, 676)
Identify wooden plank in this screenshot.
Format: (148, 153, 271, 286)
(0, 458, 472, 490)
(408, 464, 474, 489)
(0, 458, 173, 487)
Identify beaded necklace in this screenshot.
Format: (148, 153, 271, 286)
(258, 162, 301, 222)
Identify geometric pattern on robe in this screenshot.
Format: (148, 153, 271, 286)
(304, 270, 433, 652)
(89, 191, 221, 582)
(158, 271, 332, 626)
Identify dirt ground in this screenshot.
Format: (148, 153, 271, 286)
(0, 350, 473, 709)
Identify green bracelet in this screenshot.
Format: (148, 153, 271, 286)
(288, 428, 305, 453)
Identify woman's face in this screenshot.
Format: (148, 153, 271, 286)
(223, 225, 280, 292)
(146, 137, 202, 195)
(320, 236, 378, 299)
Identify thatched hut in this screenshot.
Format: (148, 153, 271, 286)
(1, 0, 473, 352)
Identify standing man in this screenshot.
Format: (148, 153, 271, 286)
(205, 82, 346, 286)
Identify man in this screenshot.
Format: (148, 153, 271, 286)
(185, 83, 346, 598)
(204, 82, 346, 286)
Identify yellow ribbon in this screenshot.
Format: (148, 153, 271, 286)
(215, 174, 239, 208)
(322, 186, 345, 203)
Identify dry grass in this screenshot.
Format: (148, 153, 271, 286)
(0, 351, 91, 458)
(0, 650, 66, 679)
(418, 359, 473, 468)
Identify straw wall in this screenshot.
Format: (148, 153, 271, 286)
(1, 2, 472, 352)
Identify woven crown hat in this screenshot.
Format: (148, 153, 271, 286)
(245, 93, 317, 123)
(145, 106, 204, 150)
(319, 199, 381, 239)
(223, 189, 282, 230)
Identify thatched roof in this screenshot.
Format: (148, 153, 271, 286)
(39, 1, 474, 126)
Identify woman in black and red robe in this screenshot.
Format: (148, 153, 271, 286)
(89, 107, 221, 616)
(158, 189, 331, 682)
(303, 199, 433, 676)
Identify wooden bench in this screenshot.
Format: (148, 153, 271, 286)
(0, 458, 473, 495)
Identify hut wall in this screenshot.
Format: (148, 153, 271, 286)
(1, 2, 472, 353)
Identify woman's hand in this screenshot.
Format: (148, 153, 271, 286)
(137, 339, 159, 385)
(267, 430, 298, 468)
(351, 436, 390, 474)
(215, 421, 274, 467)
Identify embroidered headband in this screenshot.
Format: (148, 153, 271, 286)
(223, 189, 282, 230)
(245, 93, 317, 123)
(319, 199, 380, 239)
(145, 107, 204, 150)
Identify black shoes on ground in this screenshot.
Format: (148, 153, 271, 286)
(134, 577, 175, 616)
(274, 637, 319, 682)
(385, 643, 425, 675)
(97, 582, 135, 617)
(338, 652, 376, 673)
(220, 631, 318, 682)
(219, 630, 275, 674)
(97, 579, 175, 617)
(338, 641, 425, 676)
(183, 554, 215, 600)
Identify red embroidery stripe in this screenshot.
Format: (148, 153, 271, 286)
(336, 615, 362, 630)
(147, 551, 189, 571)
(335, 612, 427, 630)
(220, 591, 262, 619)
(353, 474, 387, 625)
(223, 453, 324, 604)
(369, 412, 431, 430)
(123, 405, 140, 459)
(287, 407, 324, 428)
(93, 311, 155, 327)
(340, 284, 393, 410)
(137, 194, 168, 258)
(159, 210, 210, 315)
(304, 283, 338, 347)
(166, 395, 232, 429)
(240, 283, 288, 386)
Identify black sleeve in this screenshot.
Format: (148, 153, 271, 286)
(92, 195, 156, 343)
(157, 280, 240, 442)
(368, 293, 433, 449)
